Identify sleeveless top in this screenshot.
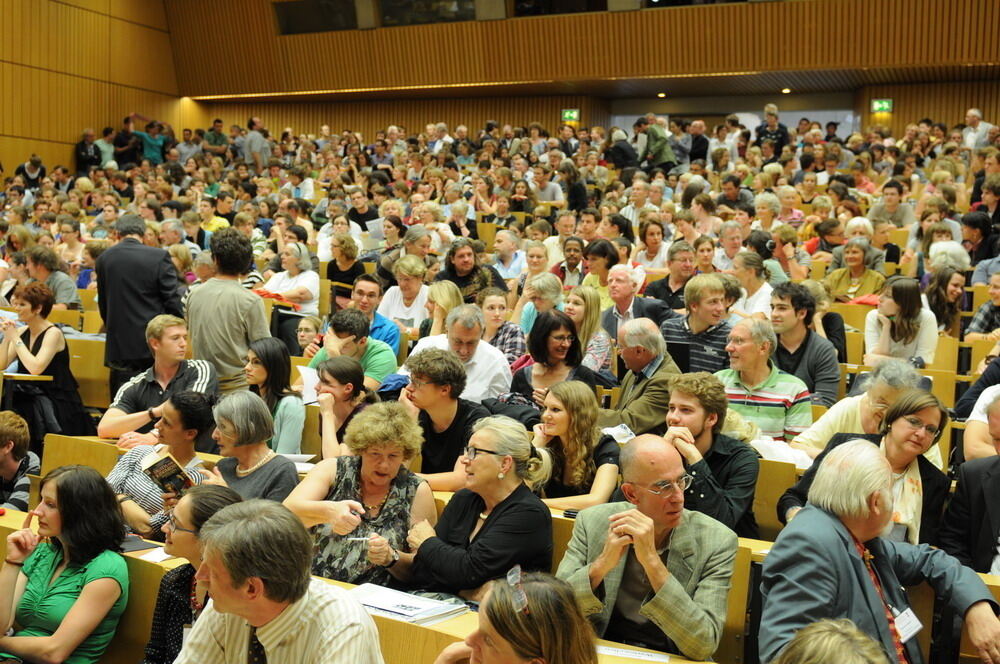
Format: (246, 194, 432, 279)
(14, 325, 93, 437)
(311, 455, 422, 585)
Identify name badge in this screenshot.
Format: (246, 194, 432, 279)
(893, 607, 922, 643)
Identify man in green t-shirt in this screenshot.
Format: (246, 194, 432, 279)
(305, 308, 396, 389)
(203, 117, 229, 159)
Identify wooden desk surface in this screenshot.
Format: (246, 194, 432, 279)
(3, 373, 54, 381)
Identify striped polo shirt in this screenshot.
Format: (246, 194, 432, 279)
(714, 363, 812, 443)
(660, 316, 731, 374)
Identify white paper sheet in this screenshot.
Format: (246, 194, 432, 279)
(138, 547, 175, 563)
(750, 438, 814, 470)
(297, 366, 319, 405)
(595, 645, 669, 662)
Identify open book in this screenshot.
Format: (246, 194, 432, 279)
(141, 450, 194, 494)
(348, 583, 468, 625)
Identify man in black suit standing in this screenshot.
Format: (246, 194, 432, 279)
(97, 215, 183, 398)
(601, 264, 674, 339)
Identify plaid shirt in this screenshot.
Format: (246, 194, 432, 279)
(968, 301, 1000, 335)
(489, 321, 527, 366)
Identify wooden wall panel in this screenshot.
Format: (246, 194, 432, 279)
(166, 0, 1000, 98)
(0, 0, 181, 170)
(856, 82, 1000, 136)
(199, 96, 611, 146)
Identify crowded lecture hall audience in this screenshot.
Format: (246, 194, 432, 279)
(3, 102, 1000, 664)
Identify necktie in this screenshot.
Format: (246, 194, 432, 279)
(248, 627, 267, 664)
(852, 538, 910, 664)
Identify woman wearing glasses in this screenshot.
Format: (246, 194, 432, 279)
(778, 389, 949, 545)
(508, 311, 601, 409)
(433, 571, 598, 664)
(142, 485, 243, 664)
(284, 402, 436, 586)
(383, 416, 552, 601)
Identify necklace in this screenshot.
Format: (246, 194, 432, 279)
(189, 575, 205, 614)
(363, 493, 389, 514)
(235, 450, 275, 477)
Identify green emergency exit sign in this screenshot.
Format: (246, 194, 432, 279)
(870, 99, 894, 113)
(561, 109, 580, 123)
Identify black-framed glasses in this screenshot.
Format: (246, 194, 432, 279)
(634, 474, 695, 496)
(901, 415, 939, 436)
(464, 446, 503, 461)
(167, 512, 197, 535)
(506, 565, 530, 615)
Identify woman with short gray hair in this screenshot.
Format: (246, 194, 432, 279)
(262, 241, 321, 353)
(203, 391, 300, 502)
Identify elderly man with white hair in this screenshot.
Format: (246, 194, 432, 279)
(600, 263, 673, 339)
(964, 109, 996, 150)
(760, 439, 1000, 664)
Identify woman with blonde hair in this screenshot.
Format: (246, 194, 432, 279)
(564, 285, 611, 373)
(419, 280, 464, 338)
(413, 200, 454, 252)
(167, 243, 194, 285)
(434, 572, 598, 664)
(326, 233, 365, 310)
(772, 619, 889, 664)
(514, 240, 550, 303)
(532, 381, 619, 510)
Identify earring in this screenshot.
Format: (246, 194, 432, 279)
(497, 472, 505, 480)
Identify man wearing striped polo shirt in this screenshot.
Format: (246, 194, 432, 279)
(659, 274, 731, 374)
(715, 318, 811, 443)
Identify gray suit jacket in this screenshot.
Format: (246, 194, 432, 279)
(556, 502, 737, 661)
(596, 353, 680, 436)
(760, 504, 996, 664)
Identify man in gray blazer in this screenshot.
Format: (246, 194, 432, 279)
(760, 439, 1000, 664)
(556, 435, 737, 661)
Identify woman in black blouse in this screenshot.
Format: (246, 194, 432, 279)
(509, 311, 602, 408)
(385, 416, 553, 600)
(531, 381, 619, 511)
(142, 485, 242, 664)
(326, 233, 366, 310)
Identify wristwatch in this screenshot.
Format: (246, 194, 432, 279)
(148, 407, 157, 420)
(384, 548, 400, 568)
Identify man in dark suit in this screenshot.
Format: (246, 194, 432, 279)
(940, 391, 1000, 572)
(96, 215, 183, 398)
(601, 264, 674, 339)
(760, 439, 1000, 664)
(597, 318, 679, 437)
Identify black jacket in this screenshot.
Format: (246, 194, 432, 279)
(939, 456, 1000, 573)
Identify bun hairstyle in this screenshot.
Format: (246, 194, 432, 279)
(471, 416, 550, 490)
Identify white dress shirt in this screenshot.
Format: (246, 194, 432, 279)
(405, 333, 512, 402)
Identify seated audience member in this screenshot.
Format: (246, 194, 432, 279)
(941, 393, 1000, 572)
(960, 373, 1000, 460)
(770, 282, 840, 407)
(187, 228, 270, 394)
(108, 391, 214, 537)
(263, 241, 320, 354)
(99, 314, 218, 448)
(800, 279, 847, 362)
(821, 238, 886, 303)
(0, 411, 39, 511)
(864, 276, 938, 366)
(174, 500, 383, 664)
(713, 221, 745, 271)
(600, 264, 673, 339)
(550, 236, 587, 288)
(348, 274, 401, 353)
(419, 280, 465, 338)
(316, 357, 380, 459)
(965, 272, 1000, 342)
(779, 390, 949, 545)
(435, 237, 507, 304)
(406, 305, 512, 403)
(246, 337, 304, 454)
(285, 402, 436, 585)
(510, 310, 602, 407)
(202, 391, 299, 502)
(804, 218, 845, 262)
(25, 245, 81, 310)
(759, 439, 1000, 664)
(645, 241, 695, 310)
(771, 618, 898, 664)
(828, 218, 886, 272)
(729, 251, 774, 323)
(0, 466, 128, 664)
(491, 229, 526, 280)
(295, 315, 322, 356)
(1, 282, 95, 447)
(512, 272, 564, 335)
(434, 576, 599, 664)
(401, 348, 489, 491)
(377, 225, 436, 290)
(581, 238, 620, 310)
(597, 318, 680, 435)
(715, 319, 811, 443)
(532, 381, 620, 510)
(566, 285, 613, 374)
(326, 233, 365, 310)
(393, 416, 552, 599)
(305, 308, 398, 390)
(792, 359, 925, 459)
(660, 274, 732, 373)
(556, 434, 737, 661)
(478, 287, 526, 366)
(377, 254, 429, 340)
(143, 485, 243, 664)
(924, 266, 965, 336)
(664, 372, 760, 537)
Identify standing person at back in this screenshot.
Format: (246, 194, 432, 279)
(96, 215, 183, 398)
(187, 228, 271, 393)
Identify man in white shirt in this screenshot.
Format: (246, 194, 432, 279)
(405, 305, 512, 402)
(619, 181, 657, 225)
(492, 230, 526, 280)
(543, 210, 577, 268)
(964, 108, 995, 150)
(713, 222, 744, 271)
(175, 500, 383, 664)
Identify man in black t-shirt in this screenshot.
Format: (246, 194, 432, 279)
(347, 188, 378, 226)
(400, 347, 489, 493)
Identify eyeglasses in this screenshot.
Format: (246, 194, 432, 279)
(409, 378, 436, 390)
(506, 565, 530, 615)
(464, 445, 503, 461)
(633, 474, 695, 496)
(167, 512, 197, 535)
(550, 334, 576, 344)
(900, 416, 939, 436)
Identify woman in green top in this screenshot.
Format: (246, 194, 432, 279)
(245, 337, 305, 455)
(0, 465, 129, 664)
